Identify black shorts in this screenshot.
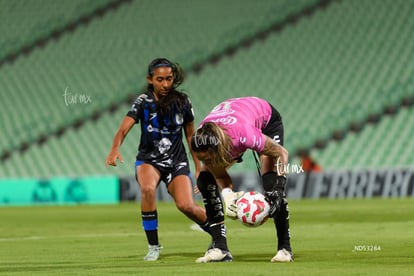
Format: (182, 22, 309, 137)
(262, 104, 284, 146)
(135, 160, 190, 187)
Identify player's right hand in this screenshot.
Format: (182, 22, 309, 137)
(105, 151, 124, 167)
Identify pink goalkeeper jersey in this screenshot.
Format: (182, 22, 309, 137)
(200, 97, 272, 159)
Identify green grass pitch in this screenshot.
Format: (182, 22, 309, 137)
(1, 198, 413, 275)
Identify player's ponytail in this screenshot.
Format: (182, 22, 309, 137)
(171, 62, 184, 89)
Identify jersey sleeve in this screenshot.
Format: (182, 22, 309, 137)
(126, 94, 146, 122)
(183, 95, 195, 124)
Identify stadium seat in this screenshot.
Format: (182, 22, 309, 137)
(2, 0, 414, 177)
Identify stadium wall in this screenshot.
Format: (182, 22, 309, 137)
(119, 168, 414, 202)
(0, 176, 119, 206)
(285, 168, 414, 199)
(1, 168, 413, 206)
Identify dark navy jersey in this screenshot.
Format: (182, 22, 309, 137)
(126, 91, 194, 168)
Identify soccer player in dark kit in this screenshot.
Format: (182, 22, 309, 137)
(106, 58, 211, 261)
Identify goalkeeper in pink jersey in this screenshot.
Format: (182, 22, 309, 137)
(191, 96, 293, 263)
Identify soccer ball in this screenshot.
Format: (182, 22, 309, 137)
(236, 191, 270, 227)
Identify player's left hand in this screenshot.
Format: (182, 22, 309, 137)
(222, 189, 245, 219)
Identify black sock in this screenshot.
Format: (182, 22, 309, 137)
(198, 220, 212, 235)
(273, 200, 292, 252)
(142, 210, 159, 246)
(210, 223, 228, 251)
(197, 172, 225, 224)
(197, 171, 228, 251)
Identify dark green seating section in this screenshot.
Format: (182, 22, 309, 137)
(1, 0, 413, 177)
(0, 0, 317, 154)
(0, 0, 114, 59)
(311, 106, 414, 170)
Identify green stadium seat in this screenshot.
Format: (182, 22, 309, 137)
(2, 0, 414, 177)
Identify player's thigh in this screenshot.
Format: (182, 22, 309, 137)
(168, 175, 195, 206)
(136, 163, 160, 192)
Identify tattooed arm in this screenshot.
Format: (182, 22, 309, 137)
(259, 136, 289, 176)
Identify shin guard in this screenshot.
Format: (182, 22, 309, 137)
(197, 171, 228, 250)
(274, 199, 292, 252)
(197, 171, 225, 224)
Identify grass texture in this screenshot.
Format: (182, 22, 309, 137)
(1, 198, 413, 275)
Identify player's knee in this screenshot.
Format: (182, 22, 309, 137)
(176, 202, 194, 216)
(140, 184, 156, 199)
(197, 171, 216, 193)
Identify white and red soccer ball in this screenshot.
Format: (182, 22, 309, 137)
(236, 191, 270, 227)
